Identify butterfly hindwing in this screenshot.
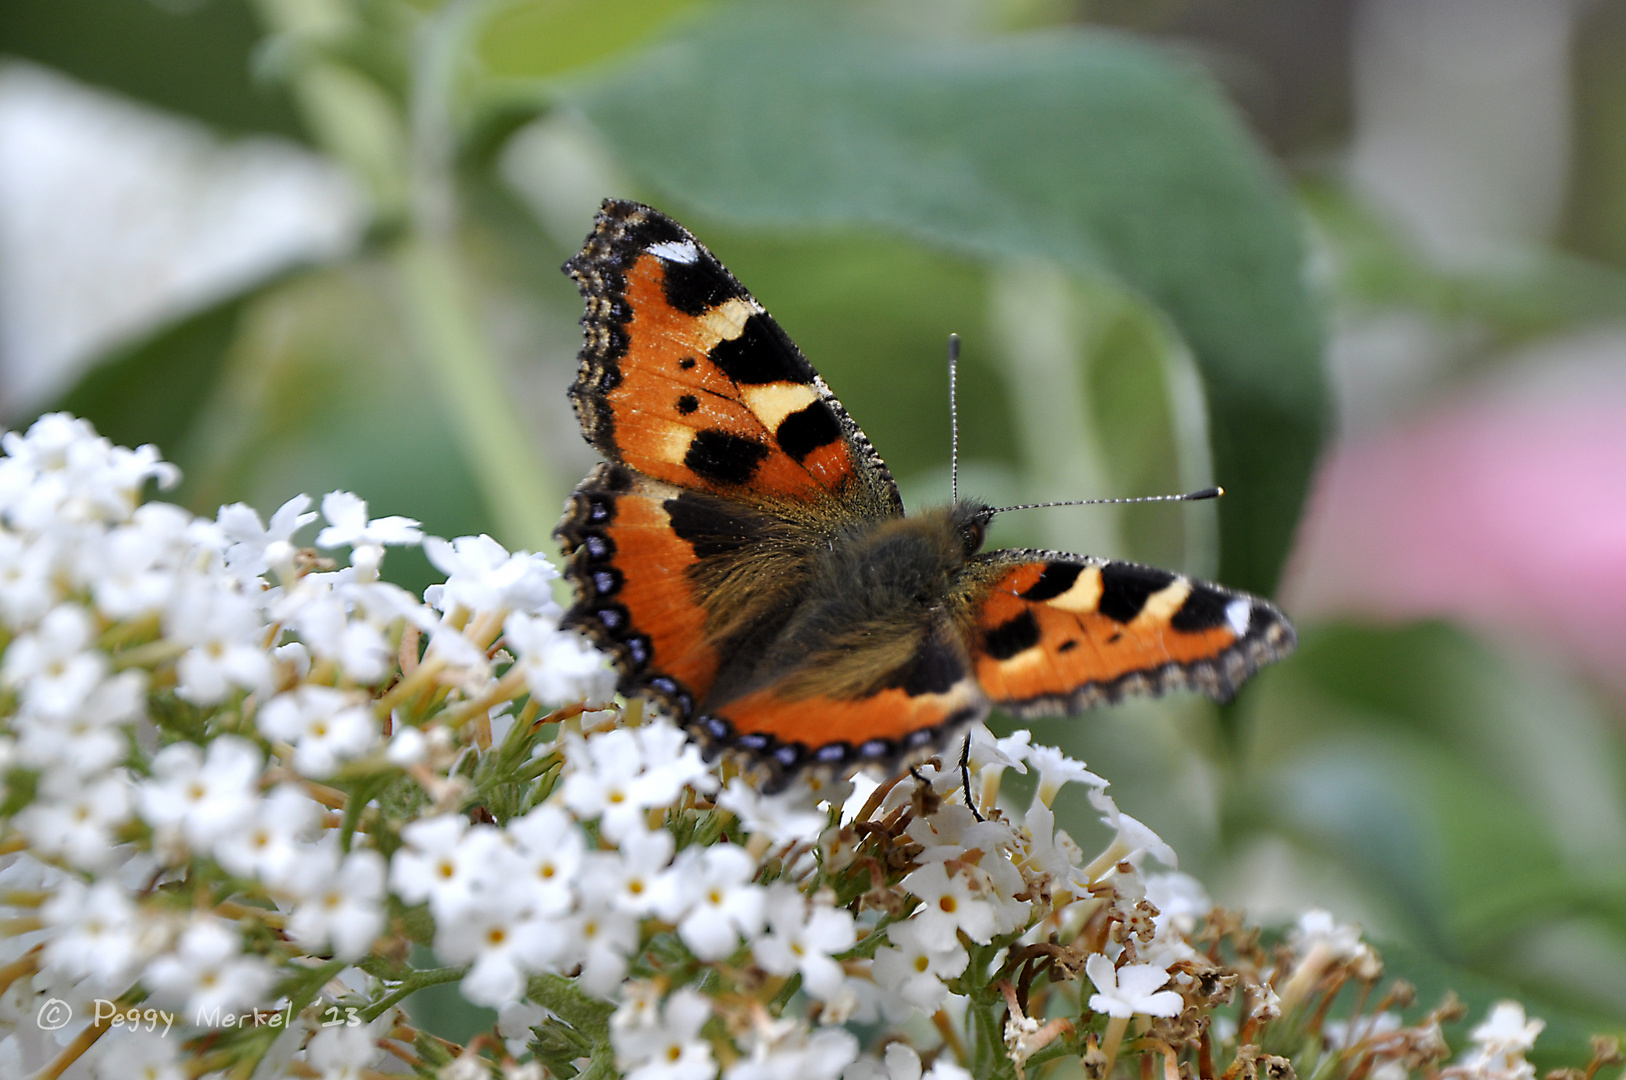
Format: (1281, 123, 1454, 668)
(961, 551, 1296, 716)
(692, 626, 990, 792)
(564, 200, 902, 519)
(557, 462, 830, 723)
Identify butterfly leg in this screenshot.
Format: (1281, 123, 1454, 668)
(958, 731, 983, 822)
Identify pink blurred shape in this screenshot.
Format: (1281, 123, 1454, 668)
(1282, 381, 1626, 692)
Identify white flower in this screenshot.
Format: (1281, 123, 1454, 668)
(137, 736, 261, 851)
(752, 885, 856, 1001)
(422, 534, 559, 618)
(899, 862, 1003, 950)
(1469, 1002, 1545, 1057)
(1026, 745, 1106, 807)
(505, 803, 585, 916)
(40, 879, 148, 990)
(284, 847, 387, 961)
(611, 988, 716, 1080)
(568, 905, 641, 996)
(1, 603, 106, 719)
(304, 1016, 386, 1080)
(315, 491, 421, 577)
(257, 685, 378, 777)
(385, 725, 427, 766)
(1289, 908, 1365, 960)
(1085, 954, 1183, 1018)
(14, 669, 144, 778)
(0, 530, 58, 627)
(91, 1029, 184, 1080)
(727, 1024, 858, 1080)
(1087, 788, 1176, 869)
(435, 891, 567, 1007)
(845, 1043, 973, 1080)
(166, 586, 273, 704)
(17, 769, 133, 869)
(1144, 872, 1211, 935)
(0, 414, 176, 529)
(718, 777, 827, 845)
(870, 915, 968, 1015)
(504, 611, 615, 707)
(560, 727, 682, 842)
(213, 784, 321, 886)
(143, 917, 276, 1017)
(217, 494, 315, 584)
(89, 503, 193, 618)
(581, 828, 677, 916)
(658, 844, 765, 961)
(390, 816, 478, 911)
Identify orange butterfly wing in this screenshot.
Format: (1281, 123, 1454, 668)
(962, 552, 1296, 715)
(564, 200, 900, 518)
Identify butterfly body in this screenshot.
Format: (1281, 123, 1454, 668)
(556, 200, 1295, 791)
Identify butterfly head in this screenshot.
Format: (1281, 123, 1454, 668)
(951, 501, 995, 557)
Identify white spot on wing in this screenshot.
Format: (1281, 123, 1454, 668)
(1225, 598, 1252, 637)
(647, 239, 699, 264)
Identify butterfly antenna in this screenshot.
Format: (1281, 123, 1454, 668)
(987, 486, 1223, 517)
(948, 333, 961, 503)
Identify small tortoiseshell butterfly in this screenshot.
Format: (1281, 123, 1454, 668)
(556, 200, 1296, 792)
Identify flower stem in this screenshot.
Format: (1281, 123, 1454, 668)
(1101, 1015, 1131, 1074)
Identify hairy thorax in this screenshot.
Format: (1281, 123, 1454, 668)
(708, 504, 988, 706)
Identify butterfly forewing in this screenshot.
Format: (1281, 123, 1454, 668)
(564, 200, 902, 519)
(959, 552, 1296, 715)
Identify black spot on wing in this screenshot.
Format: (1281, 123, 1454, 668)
(1097, 563, 1177, 623)
(709, 313, 813, 386)
(678, 357, 696, 370)
(683, 429, 769, 485)
(984, 610, 1041, 660)
(676, 394, 699, 415)
(886, 637, 965, 697)
(660, 255, 744, 316)
(663, 492, 768, 560)
(1058, 639, 1078, 653)
(774, 401, 842, 462)
(1019, 562, 1082, 603)
(1170, 583, 1232, 633)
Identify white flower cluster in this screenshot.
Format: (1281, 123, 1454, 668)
(0, 416, 1584, 1080)
(0, 415, 611, 1077)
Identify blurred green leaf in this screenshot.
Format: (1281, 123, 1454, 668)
(1378, 937, 1624, 1069)
(1303, 179, 1626, 342)
(50, 291, 249, 459)
(476, 0, 713, 81)
(0, 0, 303, 138)
(563, 6, 1326, 594)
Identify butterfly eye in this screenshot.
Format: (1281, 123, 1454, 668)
(959, 517, 986, 556)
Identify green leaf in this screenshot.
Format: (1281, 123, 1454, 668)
(567, 6, 1326, 593)
(527, 972, 615, 1042)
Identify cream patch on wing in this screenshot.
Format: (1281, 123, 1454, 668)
(1134, 578, 1193, 625)
(653, 420, 696, 465)
(740, 382, 820, 430)
(1043, 565, 1104, 614)
(699, 297, 759, 342)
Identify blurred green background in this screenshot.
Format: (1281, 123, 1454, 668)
(3, 0, 1623, 1057)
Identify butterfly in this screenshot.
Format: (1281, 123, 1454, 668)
(555, 199, 1296, 793)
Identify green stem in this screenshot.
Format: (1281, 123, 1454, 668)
(391, 231, 561, 552)
(362, 965, 466, 1022)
